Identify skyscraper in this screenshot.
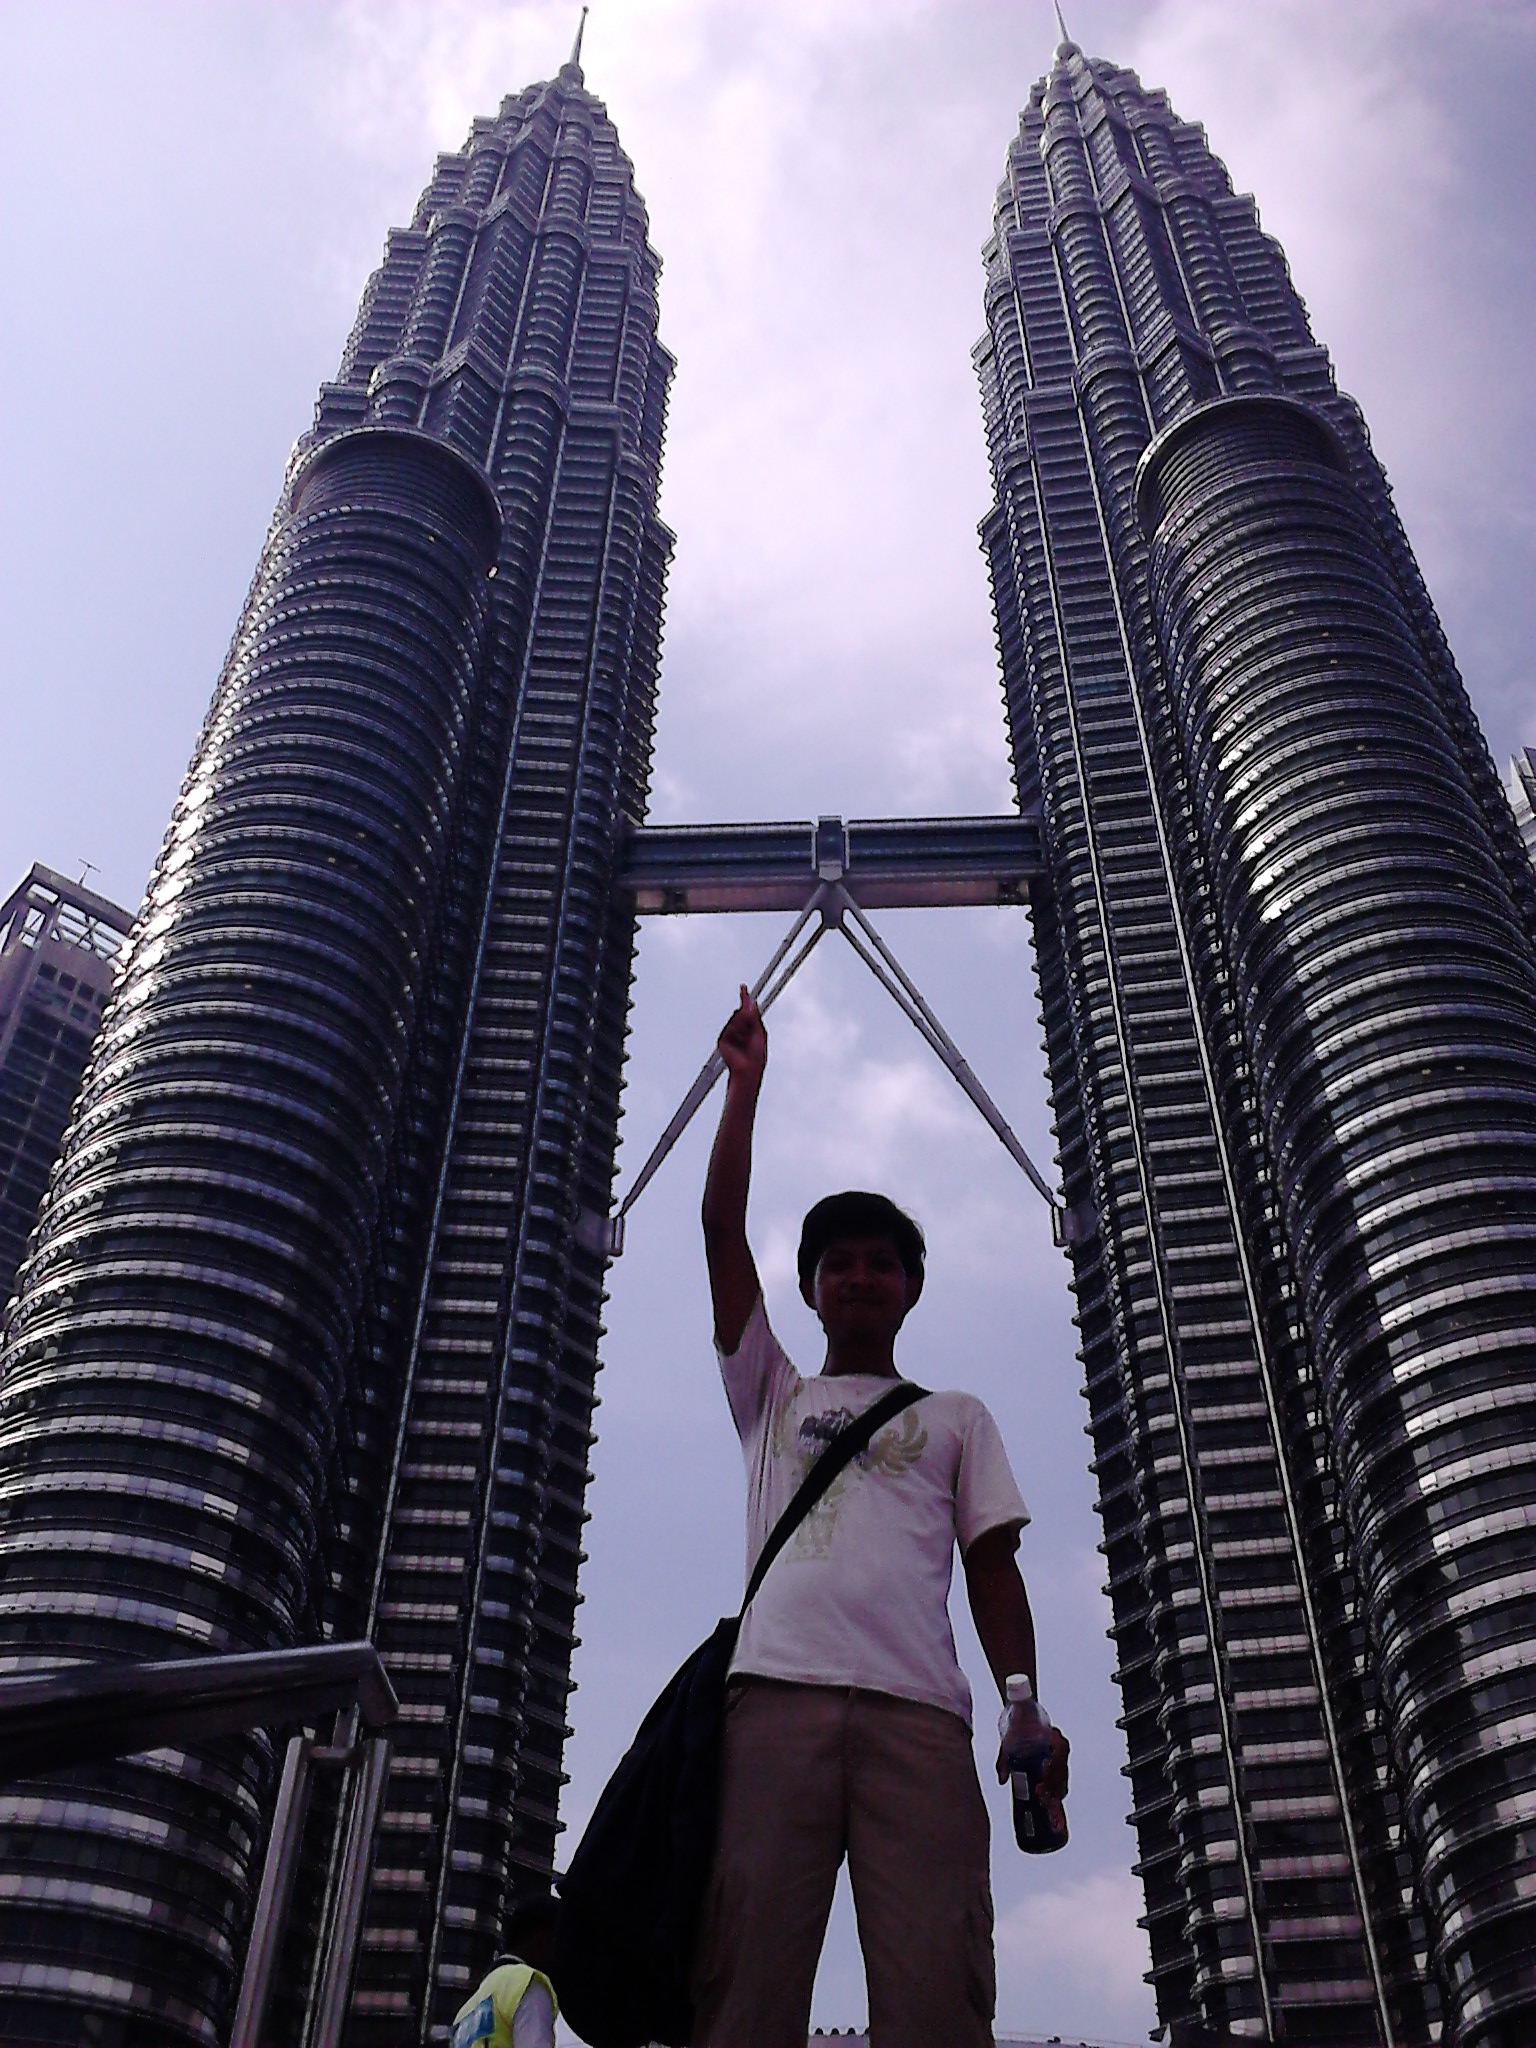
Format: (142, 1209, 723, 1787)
(1508, 748, 1536, 871)
(0, 866, 131, 1310)
(976, 33, 1536, 2047)
(0, 43, 670, 2048)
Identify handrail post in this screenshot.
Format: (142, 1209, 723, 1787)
(305, 1734, 393, 2048)
(230, 1733, 314, 2048)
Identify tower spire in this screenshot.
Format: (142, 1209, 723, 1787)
(571, 5, 588, 68)
(1053, 1, 1072, 44)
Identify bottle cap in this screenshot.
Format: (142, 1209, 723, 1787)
(1004, 1672, 1034, 1704)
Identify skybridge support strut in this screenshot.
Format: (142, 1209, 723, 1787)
(578, 812, 1071, 1254)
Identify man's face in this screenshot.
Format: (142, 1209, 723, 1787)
(804, 1232, 922, 1343)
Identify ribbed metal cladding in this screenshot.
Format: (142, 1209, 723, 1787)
(977, 41, 1430, 2042)
(1140, 394, 1536, 2042)
(0, 426, 500, 2047)
(0, 52, 670, 2048)
(292, 60, 674, 2045)
(975, 28, 1536, 2045)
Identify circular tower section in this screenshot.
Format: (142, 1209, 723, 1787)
(0, 425, 500, 2046)
(1139, 392, 1536, 2039)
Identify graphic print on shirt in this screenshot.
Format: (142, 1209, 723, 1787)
(771, 1395, 929, 1559)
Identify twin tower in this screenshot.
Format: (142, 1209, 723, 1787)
(2, 33, 1534, 2048)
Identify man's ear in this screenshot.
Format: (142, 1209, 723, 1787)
(799, 1269, 818, 1312)
(904, 1268, 925, 1311)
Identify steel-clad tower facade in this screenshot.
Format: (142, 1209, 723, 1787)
(0, 49, 671, 2048)
(976, 36, 1536, 2047)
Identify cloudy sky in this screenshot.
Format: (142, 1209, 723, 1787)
(3, 1, 1534, 2038)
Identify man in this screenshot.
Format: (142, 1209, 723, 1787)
(692, 986, 1069, 2048)
(451, 1895, 561, 2048)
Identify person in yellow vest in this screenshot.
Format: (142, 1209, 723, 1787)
(451, 1895, 562, 2048)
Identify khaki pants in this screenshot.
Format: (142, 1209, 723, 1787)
(691, 1679, 996, 2048)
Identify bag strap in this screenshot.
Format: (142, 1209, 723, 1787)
(740, 1380, 928, 1617)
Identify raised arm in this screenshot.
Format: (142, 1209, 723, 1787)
(702, 985, 766, 1352)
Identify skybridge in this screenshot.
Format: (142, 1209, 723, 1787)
(619, 810, 1043, 914)
(588, 809, 1072, 1253)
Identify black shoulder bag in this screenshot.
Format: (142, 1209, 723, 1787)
(554, 1378, 928, 2048)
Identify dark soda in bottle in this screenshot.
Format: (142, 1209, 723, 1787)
(1000, 1673, 1067, 1854)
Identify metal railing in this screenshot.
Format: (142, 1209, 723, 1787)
(0, 1641, 397, 2048)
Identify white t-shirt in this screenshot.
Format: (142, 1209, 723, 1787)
(512, 1982, 555, 2048)
(720, 1298, 1030, 1727)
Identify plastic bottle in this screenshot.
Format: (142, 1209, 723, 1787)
(1000, 1673, 1067, 1854)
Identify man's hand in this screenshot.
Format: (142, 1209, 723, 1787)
(717, 985, 767, 1088)
(995, 1723, 1071, 1800)
(997, 1722, 1069, 1850)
